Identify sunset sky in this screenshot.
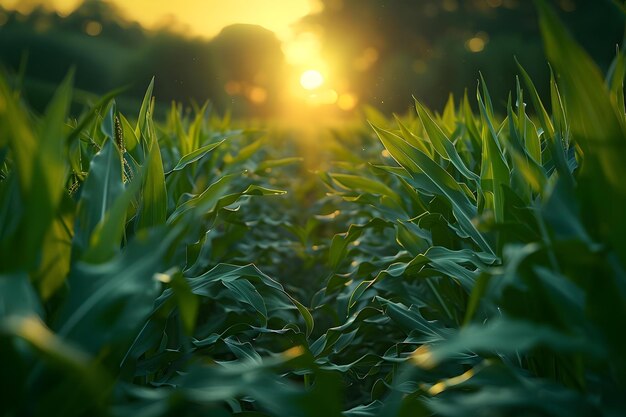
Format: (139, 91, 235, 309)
(0, 0, 319, 40)
(0, 0, 351, 109)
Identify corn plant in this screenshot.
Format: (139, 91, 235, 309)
(0, 71, 327, 416)
(322, 3, 626, 416)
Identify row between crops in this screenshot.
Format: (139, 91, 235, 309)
(2, 3, 626, 417)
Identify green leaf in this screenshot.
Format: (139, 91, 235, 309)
(372, 124, 494, 254)
(136, 115, 167, 230)
(537, 0, 626, 264)
(412, 318, 604, 368)
(477, 86, 510, 225)
(0, 315, 112, 413)
(168, 139, 226, 173)
(0, 74, 71, 270)
(119, 113, 142, 163)
(56, 228, 176, 355)
(257, 157, 304, 172)
(0, 273, 44, 318)
(415, 98, 480, 183)
(607, 46, 626, 125)
(516, 58, 555, 141)
(330, 173, 402, 206)
(394, 114, 433, 157)
(377, 297, 442, 337)
(82, 167, 144, 264)
(288, 295, 314, 338)
(34, 195, 74, 299)
(74, 138, 124, 257)
(329, 218, 392, 269)
(188, 101, 210, 152)
(135, 77, 154, 139)
(66, 86, 126, 147)
(223, 278, 268, 320)
(224, 136, 265, 166)
(168, 269, 199, 336)
(101, 100, 116, 140)
(168, 173, 239, 223)
(462, 89, 482, 151)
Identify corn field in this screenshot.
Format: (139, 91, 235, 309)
(1, 3, 626, 417)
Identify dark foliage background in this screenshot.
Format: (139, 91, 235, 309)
(0, 0, 623, 115)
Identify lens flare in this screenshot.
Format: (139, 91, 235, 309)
(300, 69, 324, 90)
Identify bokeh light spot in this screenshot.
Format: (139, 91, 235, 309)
(337, 93, 358, 111)
(85, 20, 102, 36)
(465, 33, 489, 53)
(300, 69, 324, 90)
(248, 86, 268, 104)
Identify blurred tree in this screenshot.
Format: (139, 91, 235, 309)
(0, 2, 287, 116)
(0, 1, 144, 110)
(129, 34, 220, 105)
(0, 0, 622, 116)
(212, 24, 287, 116)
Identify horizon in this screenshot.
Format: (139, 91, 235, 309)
(0, 0, 319, 41)
(0, 0, 335, 110)
(0, 0, 622, 118)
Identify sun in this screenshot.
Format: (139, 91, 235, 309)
(300, 69, 324, 90)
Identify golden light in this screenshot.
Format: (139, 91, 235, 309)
(465, 37, 485, 52)
(300, 69, 324, 90)
(353, 47, 379, 72)
(442, 0, 459, 12)
(465, 32, 489, 53)
(337, 93, 358, 111)
(248, 86, 268, 104)
(1, 0, 315, 41)
(283, 32, 322, 66)
(85, 20, 102, 36)
(305, 88, 338, 106)
(224, 81, 242, 95)
(428, 368, 476, 396)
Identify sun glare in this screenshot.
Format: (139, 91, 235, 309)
(300, 70, 324, 90)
